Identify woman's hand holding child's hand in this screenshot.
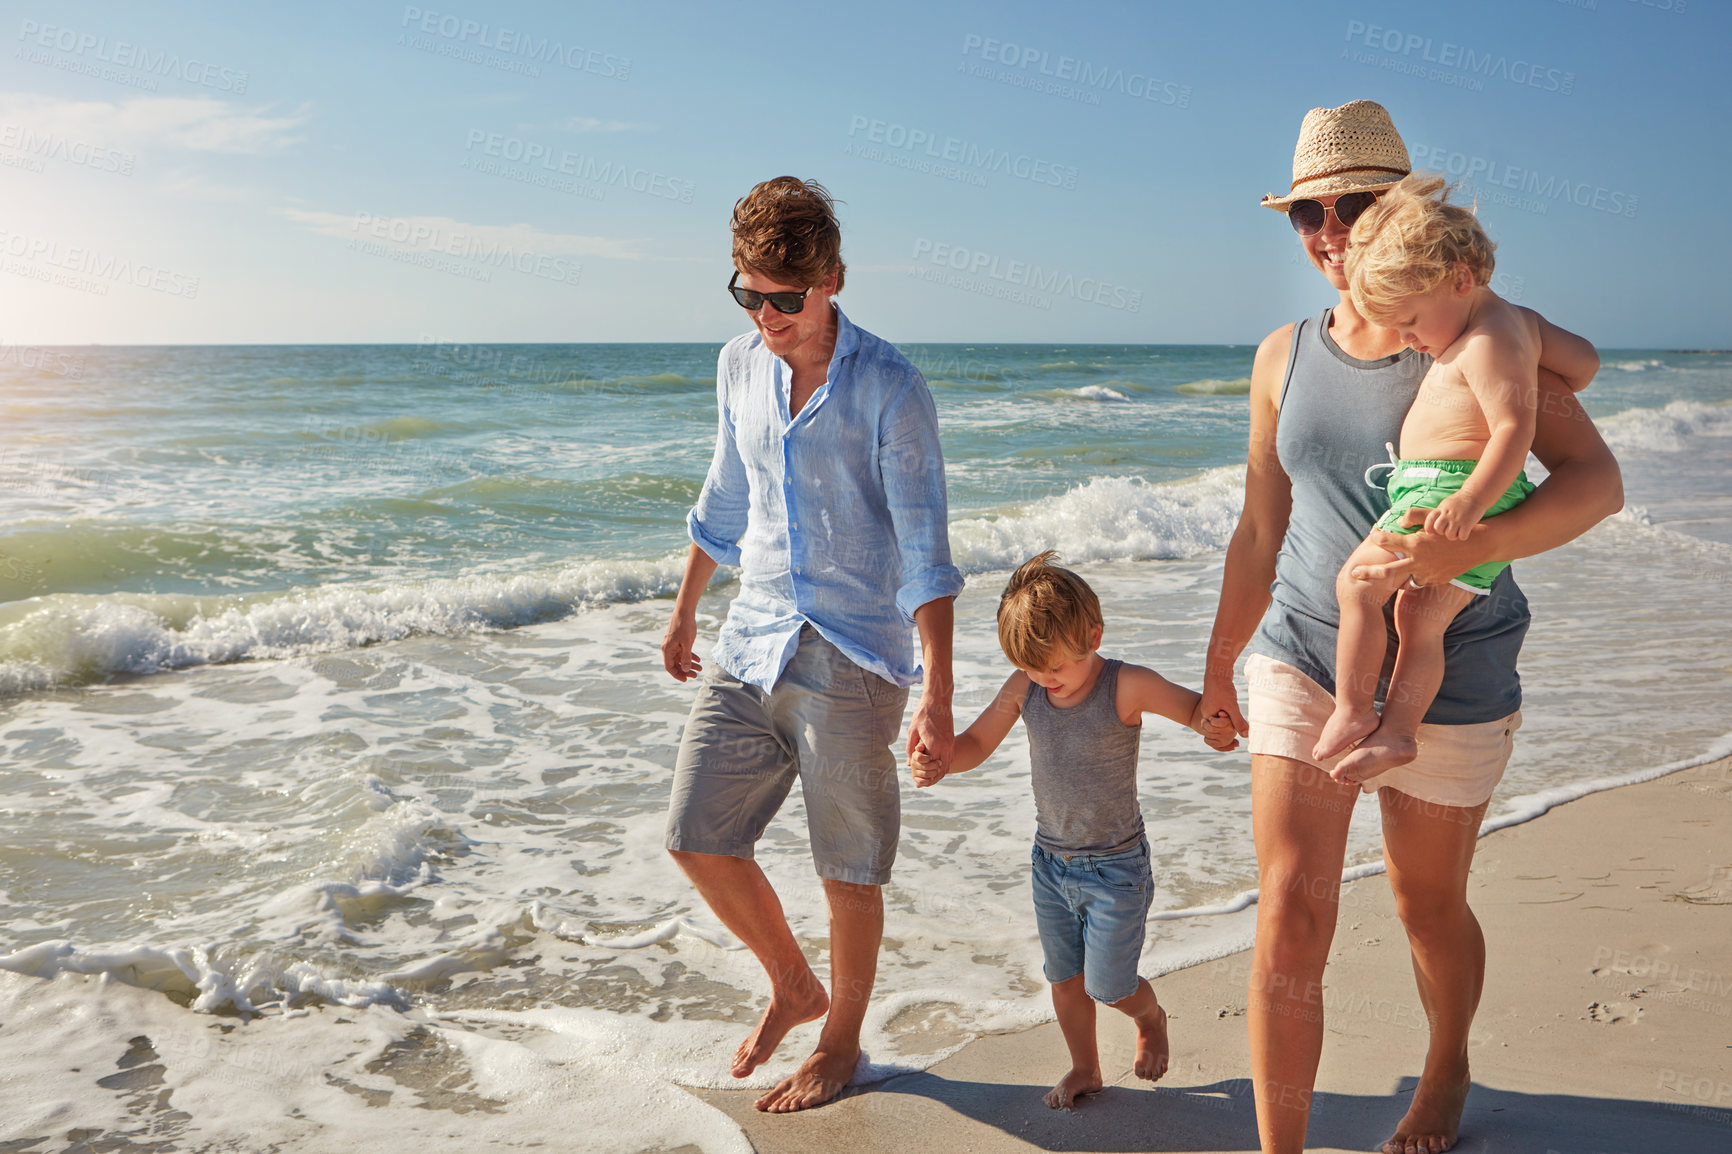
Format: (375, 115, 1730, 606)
(1191, 703, 1240, 752)
(1423, 493, 1478, 541)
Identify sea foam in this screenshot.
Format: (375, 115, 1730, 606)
(1597, 398, 1732, 456)
(950, 467, 1244, 573)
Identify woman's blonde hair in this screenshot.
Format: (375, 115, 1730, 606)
(1346, 173, 1495, 320)
(997, 551, 1102, 670)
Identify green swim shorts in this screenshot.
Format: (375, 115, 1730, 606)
(1372, 457, 1535, 594)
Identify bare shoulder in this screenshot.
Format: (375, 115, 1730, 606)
(1458, 296, 1540, 364)
(1255, 322, 1298, 362)
(1112, 661, 1164, 724)
(1508, 301, 1546, 344)
(1000, 669, 1031, 707)
(1251, 323, 1297, 408)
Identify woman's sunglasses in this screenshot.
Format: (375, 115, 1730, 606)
(1287, 190, 1382, 236)
(728, 271, 811, 314)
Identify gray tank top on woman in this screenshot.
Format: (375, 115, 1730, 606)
(1248, 309, 1529, 725)
(1025, 659, 1145, 855)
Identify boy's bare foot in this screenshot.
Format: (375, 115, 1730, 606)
(1382, 1065, 1471, 1153)
(1044, 1066, 1104, 1109)
(1330, 730, 1419, 785)
(1314, 706, 1379, 762)
(1133, 1003, 1170, 1081)
(753, 1046, 858, 1113)
(731, 972, 829, 1078)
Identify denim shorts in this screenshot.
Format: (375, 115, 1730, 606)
(1030, 837, 1154, 1004)
(665, 625, 909, 886)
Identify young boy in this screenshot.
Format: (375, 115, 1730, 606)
(911, 551, 1237, 1109)
(1313, 174, 1599, 781)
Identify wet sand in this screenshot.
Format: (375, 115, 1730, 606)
(697, 757, 1732, 1153)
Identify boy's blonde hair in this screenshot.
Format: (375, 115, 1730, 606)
(1347, 173, 1496, 321)
(997, 551, 1102, 670)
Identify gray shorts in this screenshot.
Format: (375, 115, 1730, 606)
(665, 625, 910, 885)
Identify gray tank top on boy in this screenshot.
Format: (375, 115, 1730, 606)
(1249, 309, 1529, 725)
(1025, 659, 1145, 855)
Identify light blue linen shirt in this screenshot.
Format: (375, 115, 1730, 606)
(687, 306, 964, 692)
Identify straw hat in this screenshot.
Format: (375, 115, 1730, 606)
(1261, 100, 1412, 211)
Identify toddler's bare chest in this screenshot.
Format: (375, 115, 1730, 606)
(1400, 364, 1489, 452)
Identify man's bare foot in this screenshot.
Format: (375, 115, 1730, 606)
(753, 1047, 859, 1113)
(1382, 1066, 1471, 1153)
(1314, 706, 1379, 762)
(1330, 729, 1419, 785)
(731, 972, 829, 1078)
(1133, 1003, 1169, 1081)
(1044, 1066, 1104, 1109)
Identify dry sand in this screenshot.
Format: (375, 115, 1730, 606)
(696, 757, 1732, 1153)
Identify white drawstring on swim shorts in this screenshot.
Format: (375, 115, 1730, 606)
(1364, 441, 1400, 490)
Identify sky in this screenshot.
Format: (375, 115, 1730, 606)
(0, 0, 1724, 347)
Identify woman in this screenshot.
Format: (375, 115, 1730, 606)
(1200, 101, 1622, 1154)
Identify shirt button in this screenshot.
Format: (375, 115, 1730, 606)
(790, 522, 797, 529)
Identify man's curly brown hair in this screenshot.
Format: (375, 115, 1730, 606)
(731, 176, 845, 292)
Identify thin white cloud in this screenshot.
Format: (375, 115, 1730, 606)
(0, 91, 306, 153)
(556, 116, 653, 133)
(283, 208, 649, 261)
(156, 169, 261, 202)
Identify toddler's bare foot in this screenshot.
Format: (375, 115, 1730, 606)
(1314, 706, 1379, 762)
(1044, 1066, 1104, 1109)
(730, 971, 828, 1078)
(1133, 1003, 1169, 1081)
(1331, 729, 1419, 785)
(1382, 1064, 1471, 1153)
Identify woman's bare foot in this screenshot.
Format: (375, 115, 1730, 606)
(1331, 729, 1419, 785)
(731, 971, 829, 1078)
(1383, 1065, 1471, 1153)
(1044, 1066, 1104, 1109)
(754, 1046, 859, 1113)
(1133, 1003, 1170, 1081)
(1314, 706, 1379, 762)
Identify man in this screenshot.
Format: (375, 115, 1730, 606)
(660, 176, 963, 1113)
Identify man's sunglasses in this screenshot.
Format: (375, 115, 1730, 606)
(728, 271, 811, 315)
(1287, 190, 1382, 236)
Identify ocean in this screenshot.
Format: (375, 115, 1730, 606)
(1, 339, 1728, 1151)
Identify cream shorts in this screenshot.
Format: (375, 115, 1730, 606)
(1244, 653, 1520, 809)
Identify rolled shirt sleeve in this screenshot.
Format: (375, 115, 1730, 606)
(686, 365, 749, 567)
(880, 378, 965, 622)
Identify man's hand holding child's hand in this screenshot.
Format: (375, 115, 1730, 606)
(910, 745, 947, 788)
